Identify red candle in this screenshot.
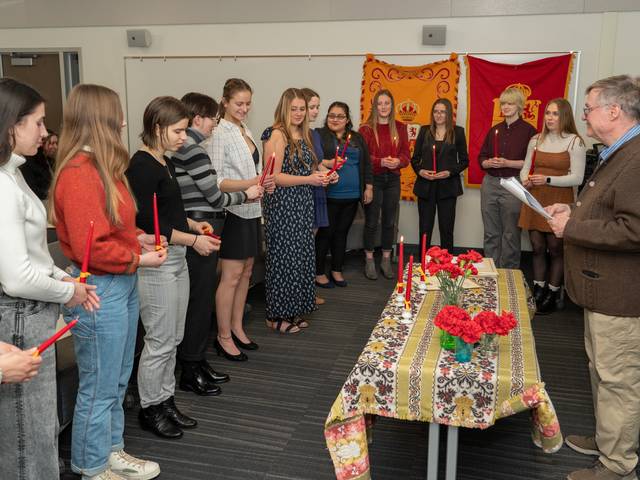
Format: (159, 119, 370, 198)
(432, 144, 437, 172)
(397, 235, 404, 293)
(203, 226, 221, 240)
(529, 147, 537, 176)
(259, 153, 275, 186)
(79, 221, 94, 283)
(269, 153, 275, 174)
(153, 193, 161, 251)
(391, 135, 398, 158)
(341, 133, 351, 158)
(493, 129, 499, 158)
(405, 255, 413, 303)
(421, 233, 427, 278)
(33, 318, 78, 357)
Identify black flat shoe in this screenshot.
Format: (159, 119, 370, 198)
(199, 360, 230, 383)
(179, 365, 222, 396)
(214, 338, 248, 362)
(330, 274, 347, 287)
(315, 279, 334, 289)
(536, 289, 559, 315)
(139, 404, 183, 439)
(162, 396, 198, 428)
(231, 332, 259, 351)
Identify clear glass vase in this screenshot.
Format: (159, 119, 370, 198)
(454, 336, 473, 363)
(480, 333, 498, 354)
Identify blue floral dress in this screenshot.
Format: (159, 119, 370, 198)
(261, 127, 316, 319)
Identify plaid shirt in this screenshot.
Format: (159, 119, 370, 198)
(206, 118, 261, 219)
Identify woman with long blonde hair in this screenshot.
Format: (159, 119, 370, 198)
(359, 89, 409, 280)
(261, 88, 333, 332)
(50, 84, 166, 480)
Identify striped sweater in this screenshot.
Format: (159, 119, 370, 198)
(172, 128, 246, 213)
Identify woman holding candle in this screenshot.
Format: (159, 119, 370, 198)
(478, 87, 537, 268)
(0, 78, 97, 480)
(126, 96, 219, 439)
(315, 102, 373, 287)
(519, 98, 585, 314)
(208, 79, 275, 359)
(50, 84, 166, 480)
(262, 88, 331, 332)
(411, 99, 469, 252)
(359, 90, 410, 280)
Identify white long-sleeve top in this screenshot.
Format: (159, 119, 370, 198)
(0, 154, 74, 303)
(520, 132, 586, 187)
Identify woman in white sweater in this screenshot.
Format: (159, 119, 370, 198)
(0, 78, 97, 480)
(519, 98, 586, 314)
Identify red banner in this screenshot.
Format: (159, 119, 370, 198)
(464, 54, 574, 186)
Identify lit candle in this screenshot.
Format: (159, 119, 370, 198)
(529, 146, 537, 177)
(153, 193, 161, 251)
(340, 133, 351, 158)
(432, 144, 437, 172)
(33, 318, 78, 357)
(405, 255, 413, 303)
(397, 235, 404, 294)
(391, 135, 398, 158)
(79, 221, 94, 284)
(421, 233, 427, 279)
(493, 129, 499, 158)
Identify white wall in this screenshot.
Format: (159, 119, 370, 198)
(1, 11, 636, 248)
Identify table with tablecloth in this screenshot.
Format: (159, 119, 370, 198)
(324, 267, 562, 480)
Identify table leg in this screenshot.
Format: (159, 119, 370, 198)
(445, 426, 458, 480)
(427, 422, 439, 480)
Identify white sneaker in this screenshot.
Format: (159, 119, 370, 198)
(83, 469, 126, 480)
(108, 450, 160, 480)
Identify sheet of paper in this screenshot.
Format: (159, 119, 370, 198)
(500, 177, 553, 220)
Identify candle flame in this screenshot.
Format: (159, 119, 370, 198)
(400, 235, 404, 242)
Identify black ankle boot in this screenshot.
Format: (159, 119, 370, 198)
(179, 363, 222, 396)
(162, 396, 198, 429)
(199, 360, 230, 384)
(536, 289, 559, 315)
(139, 404, 183, 438)
(533, 284, 548, 304)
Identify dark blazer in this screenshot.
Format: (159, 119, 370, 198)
(411, 125, 468, 200)
(316, 127, 373, 201)
(564, 133, 640, 317)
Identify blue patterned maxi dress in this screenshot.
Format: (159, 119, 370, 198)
(261, 128, 316, 319)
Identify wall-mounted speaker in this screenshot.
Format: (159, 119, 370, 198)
(126, 29, 152, 48)
(422, 25, 446, 46)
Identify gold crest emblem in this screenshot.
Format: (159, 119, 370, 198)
(397, 99, 420, 123)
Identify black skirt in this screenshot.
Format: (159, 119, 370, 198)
(219, 212, 260, 260)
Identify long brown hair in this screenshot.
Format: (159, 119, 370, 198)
(364, 89, 399, 149)
(49, 84, 132, 225)
(538, 98, 585, 146)
(218, 78, 252, 119)
(428, 98, 455, 144)
(272, 88, 317, 170)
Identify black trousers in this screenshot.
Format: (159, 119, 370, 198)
(363, 173, 400, 251)
(177, 216, 225, 364)
(315, 198, 359, 275)
(417, 196, 457, 252)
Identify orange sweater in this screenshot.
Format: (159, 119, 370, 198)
(54, 153, 140, 275)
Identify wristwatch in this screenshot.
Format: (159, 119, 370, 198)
(546, 177, 551, 184)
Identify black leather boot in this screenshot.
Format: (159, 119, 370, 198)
(533, 284, 548, 305)
(536, 289, 559, 315)
(139, 404, 183, 438)
(199, 359, 230, 384)
(162, 396, 198, 429)
(179, 362, 222, 396)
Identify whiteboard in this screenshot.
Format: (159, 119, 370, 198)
(123, 52, 578, 248)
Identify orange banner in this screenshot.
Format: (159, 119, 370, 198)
(360, 53, 461, 201)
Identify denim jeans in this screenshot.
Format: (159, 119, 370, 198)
(363, 173, 400, 251)
(63, 268, 139, 477)
(0, 293, 60, 480)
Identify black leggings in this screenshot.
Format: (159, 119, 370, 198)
(529, 230, 564, 287)
(315, 198, 359, 275)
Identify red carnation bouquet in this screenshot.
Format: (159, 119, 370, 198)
(474, 310, 518, 336)
(434, 305, 483, 344)
(426, 247, 483, 306)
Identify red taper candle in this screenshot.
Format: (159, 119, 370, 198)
(153, 193, 161, 251)
(33, 318, 78, 357)
(493, 129, 499, 158)
(391, 135, 398, 158)
(421, 233, 427, 278)
(397, 235, 404, 294)
(405, 255, 413, 303)
(79, 221, 94, 283)
(341, 133, 351, 158)
(529, 147, 537, 176)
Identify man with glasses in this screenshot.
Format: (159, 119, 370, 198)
(546, 75, 640, 480)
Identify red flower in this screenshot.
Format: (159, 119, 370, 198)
(474, 310, 518, 336)
(427, 246, 453, 264)
(458, 250, 483, 265)
(434, 305, 482, 343)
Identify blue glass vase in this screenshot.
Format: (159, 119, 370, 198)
(454, 336, 473, 363)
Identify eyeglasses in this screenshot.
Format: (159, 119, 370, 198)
(583, 104, 605, 116)
(327, 114, 347, 120)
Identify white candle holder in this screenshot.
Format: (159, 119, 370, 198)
(418, 279, 428, 291)
(399, 307, 413, 324)
(395, 293, 405, 305)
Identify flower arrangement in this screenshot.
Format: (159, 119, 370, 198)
(426, 247, 483, 306)
(474, 310, 518, 336)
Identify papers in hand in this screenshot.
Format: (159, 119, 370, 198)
(500, 177, 552, 220)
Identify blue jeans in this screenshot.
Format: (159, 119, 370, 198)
(63, 268, 139, 476)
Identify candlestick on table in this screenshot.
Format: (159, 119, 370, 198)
(432, 144, 437, 172)
(79, 221, 94, 283)
(493, 129, 499, 158)
(33, 318, 78, 357)
(529, 146, 537, 177)
(396, 235, 404, 294)
(405, 255, 413, 303)
(420, 233, 427, 280)
(153, 193, 161, 251)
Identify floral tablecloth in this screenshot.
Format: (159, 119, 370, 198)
(324, 268, 562, 480)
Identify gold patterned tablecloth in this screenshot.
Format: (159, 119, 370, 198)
(324, 268, 562, 480)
